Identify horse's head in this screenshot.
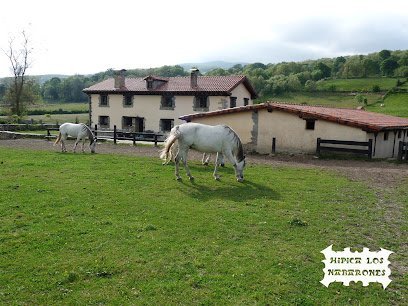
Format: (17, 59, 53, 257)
(90, 138, 97, 153)
(235, 156, 246, 182)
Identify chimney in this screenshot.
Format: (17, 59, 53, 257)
(190, 68, 199, 88)
(114, 69, 126, 89)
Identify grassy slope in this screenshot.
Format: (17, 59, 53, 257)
(0, 148, 406, 304)
(366, 93, 408, 117)
(316, 78, 398, 92)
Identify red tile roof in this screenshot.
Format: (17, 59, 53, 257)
(179, 102, 408, 132)
(83, 75, 257, 98)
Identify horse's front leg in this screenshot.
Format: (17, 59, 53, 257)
(202, 153, 210, 166)
(213, 153, 221, 180)
(81, 139, 85, 153)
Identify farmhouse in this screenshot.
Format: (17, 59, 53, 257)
(82, 69, 257, 133)
(179, 102, 408, 159)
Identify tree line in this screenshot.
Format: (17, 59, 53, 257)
(206, 49, 408, 96)
(1, 49, 407, 112)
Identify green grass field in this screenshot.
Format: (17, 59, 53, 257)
(367, 93, 408, 117)
(0, 148, 406, 304)
(316, 78, 399, 92)
(260, 92, 383, 108)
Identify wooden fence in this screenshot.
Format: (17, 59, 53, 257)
(47, 125, 165, 146)
(316, 138, 373, 159)
(397, 141, 408, 161)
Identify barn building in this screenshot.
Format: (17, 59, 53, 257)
(179, 102, 408, 159)
(83, 69, 257, 133)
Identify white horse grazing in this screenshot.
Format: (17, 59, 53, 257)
(160, 123, 245, 181)
(54, 123, 96, 153)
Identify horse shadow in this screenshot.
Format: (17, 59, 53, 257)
(177, 176, 281, 203)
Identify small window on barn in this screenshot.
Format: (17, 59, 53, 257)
(384, 132, 389, 141)
(244, 98, 249, 106)
(305, 119, 315, 130)
(99, 94, 109, 107)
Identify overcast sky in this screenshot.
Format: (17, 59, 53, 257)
(1, 0, 407, 77)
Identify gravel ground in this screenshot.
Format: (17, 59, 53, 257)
(1, 138, 408, 189)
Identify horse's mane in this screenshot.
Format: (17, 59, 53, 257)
(225, 126, 245, 162)
(82, 124, 95, 143)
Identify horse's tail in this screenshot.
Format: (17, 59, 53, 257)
(54, 132, 62, 146)
(160, 127, 180, 161)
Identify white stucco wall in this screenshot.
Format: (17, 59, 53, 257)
(257, 109, 368, 154)
(186, 107, 403, 158)
(89, 83, 254, 132)
(369, 130, 406, 158)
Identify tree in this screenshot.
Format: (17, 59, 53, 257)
(2, 31, 32, 117)
(379, 50, 391, 61)
(380, 58, 399, 76)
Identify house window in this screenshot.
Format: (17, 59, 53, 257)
(123, 94, 133, 107)
(230, 96, 237, 108)
(122, 116, 133, 130)
(305, 119, 315, 130)
(160, 119, 174, 132)
(147, 80, 153, 89)
(244, 98, 249, 106)
(99, 116, 109, 128)
(194, 95, 209, 111)
(384, 132, 389, 141)
(160, 95, 175, 110)
(99, 94, 109, 107)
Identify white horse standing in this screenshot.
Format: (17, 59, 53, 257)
(54, 123, 96, 153)
(160, 123, 246, 181)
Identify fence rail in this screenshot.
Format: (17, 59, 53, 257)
(316, 138, 373, 159)
(397, 141, 408, 161)
(46, 125, 165, 146)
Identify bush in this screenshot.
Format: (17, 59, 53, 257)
(372, 84, 381, 92)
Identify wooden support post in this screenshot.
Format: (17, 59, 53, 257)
(316, 138, 321, 156)
(133, 133, 136, 146)
(397, 141, 403, 161)
(272, 137, 276, 154)
(94, 124, 97, 138)
(114, 125, 117, 144)
(368, 139, 373, 159)
(154, 134, 158, 147)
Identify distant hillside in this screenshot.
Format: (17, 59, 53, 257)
(178, 61, 248, 73)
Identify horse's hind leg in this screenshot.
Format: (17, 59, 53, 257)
(81, 139, 85, 153)
(61, 135, 67, 152)
(174, 152, 182, 181)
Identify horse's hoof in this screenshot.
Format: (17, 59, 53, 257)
(214, 176, 220, 181)
(237, 178, 244, 182)
(203, 162, 209, 166)
(221, 163, 225, 167)
(189, 176, 195, 181)
(176, 177, 182, 181)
